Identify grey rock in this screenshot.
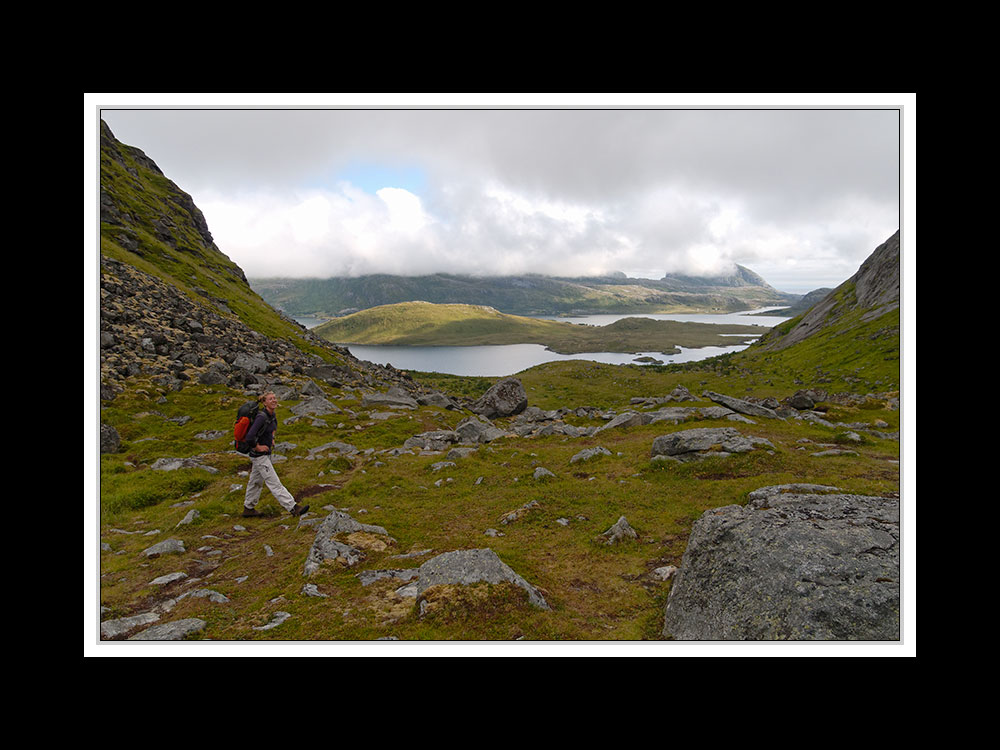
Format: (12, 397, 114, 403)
(357, 568, 420, 586)
(703, 391, 781, 419)
(662, 488, 900, 641)
(302, 583, 328, 597)
(232, 353, 269, 373)
(252, 612, 291, 631)
(303, 510, 393, 576)
(455, 416, 505, 444)
(289, 396, 340, 417)
(651, 427, 772, 462)
(499, 499, 540, 525)
(570, 446, 612, 464)
(415, 548, 549, 609)
(141, 538, 186, 558)
(470, 377, 528, 419)
(788, 391, 816, 410)
(151, 457, 218, 474)
(416, 391, 461, 410)
(150, 571, 188, 586)
(129, 618, 207, 640)
(176, 509, 200, 527)
(100, 423, 121, 453)
(595, 411, 650, 433)
(533, 467, 556, 480)
(651, 565, 678, 581)
(183, 589, 230, 603)
(306, 441, 358, 459)
(600, 516, 638, 545)
(101, 612, 160, 639)
(362, 388, 418, 409)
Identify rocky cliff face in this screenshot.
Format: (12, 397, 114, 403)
(98, 121, 417, 402)
(758, 230, 900, 352)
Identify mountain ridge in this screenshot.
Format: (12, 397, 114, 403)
(250, 266, 798, 319)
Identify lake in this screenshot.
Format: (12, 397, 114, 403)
(295, 307, 790, 377)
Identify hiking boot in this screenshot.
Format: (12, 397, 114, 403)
(242, 506, 264, 518)
(290, 503, 310, 517)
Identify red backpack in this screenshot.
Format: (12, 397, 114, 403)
(233, 401, 260, 454)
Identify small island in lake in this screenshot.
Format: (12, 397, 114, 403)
(312, 302, 765, 355)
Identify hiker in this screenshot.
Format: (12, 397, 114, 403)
(242, 391, 309, 518)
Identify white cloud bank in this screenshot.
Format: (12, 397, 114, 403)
(101, 106, 902, 293)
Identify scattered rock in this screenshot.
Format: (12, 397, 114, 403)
(533, 467, 556, 480)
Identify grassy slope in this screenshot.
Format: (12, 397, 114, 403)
(313, 301, 765, 354)
(99, 363, 899, 641)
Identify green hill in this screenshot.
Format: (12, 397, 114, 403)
(313, 301, 766, 354)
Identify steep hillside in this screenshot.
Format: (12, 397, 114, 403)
(251, 268, 797, 319)
(99, 121, 415, 396)
(730, 231, 901, 392)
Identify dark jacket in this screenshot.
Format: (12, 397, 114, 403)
(245, 409, 278, 458)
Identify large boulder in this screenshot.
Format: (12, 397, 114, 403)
(662, 485, 900, 641)
(470, 377, 528, 419)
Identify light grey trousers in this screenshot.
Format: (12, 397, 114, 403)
(244, 455, 296, 512)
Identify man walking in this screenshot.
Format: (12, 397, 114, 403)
(242, 391, 309, 518)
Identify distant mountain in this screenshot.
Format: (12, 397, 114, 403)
(658, 264, 771, 290)
(771, 287, 834, 317)
(251, 267, 799, 319)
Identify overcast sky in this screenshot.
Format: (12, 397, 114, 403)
(97, 97, 904, 294)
